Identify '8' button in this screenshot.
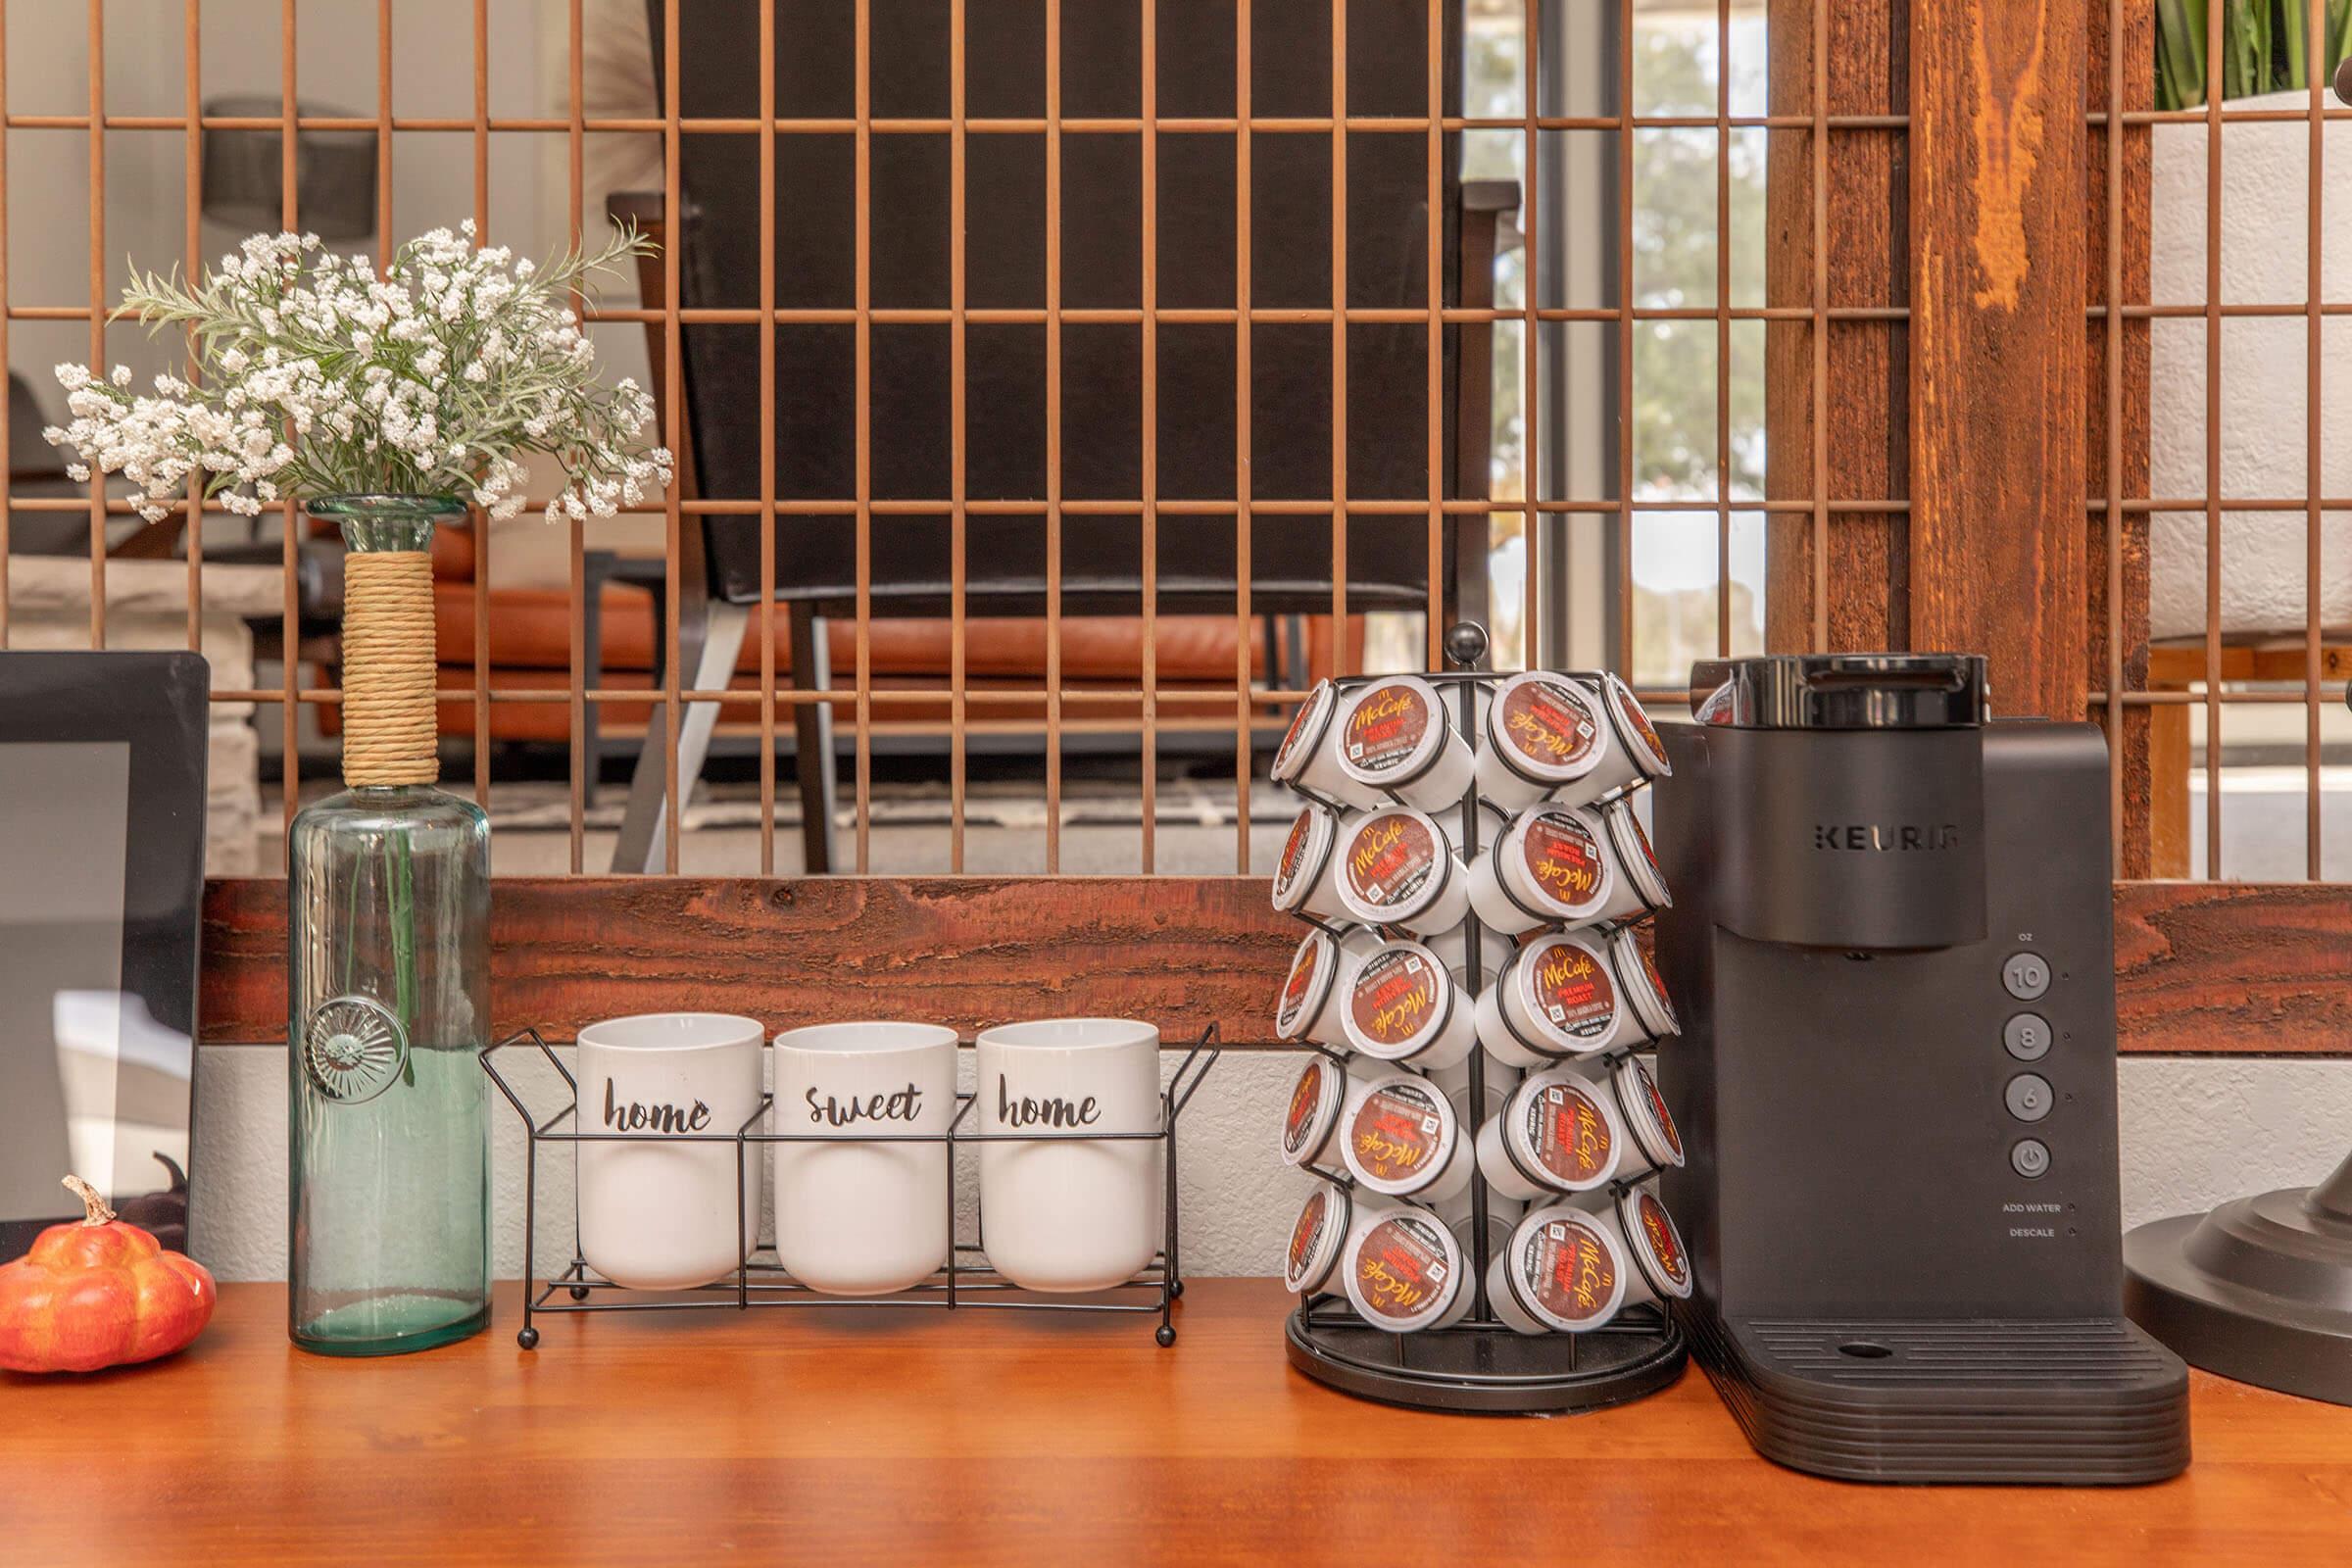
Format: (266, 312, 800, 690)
(2004, 1012, 2052, 1061)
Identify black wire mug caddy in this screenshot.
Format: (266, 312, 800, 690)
(480, 1024, 1221, 1348)
(1276, 621, 1689, 1414)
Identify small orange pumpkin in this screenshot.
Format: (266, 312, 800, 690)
(0, 1175, 216, 1374)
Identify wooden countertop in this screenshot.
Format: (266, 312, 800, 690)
(6, 1280, 2351, 1565)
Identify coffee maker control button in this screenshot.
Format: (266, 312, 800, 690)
(2004, 1073, 2053, 1122)
(2002, 953, 2051, 1000)
(2010, 1138, 2050, 1178)
(2003, 1012, 2052, 1061)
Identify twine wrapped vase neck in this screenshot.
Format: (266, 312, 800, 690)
(308, 494, 468, 791)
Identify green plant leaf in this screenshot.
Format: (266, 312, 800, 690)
(2157, 0, 2211, 110)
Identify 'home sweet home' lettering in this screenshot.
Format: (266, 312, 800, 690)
(995, 1075, 1102, 1129)
(603, 1080, 712, 1134)
(804, 1083, 926, 1126)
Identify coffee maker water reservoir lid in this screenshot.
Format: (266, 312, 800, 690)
(1690, 653, 1987, 730)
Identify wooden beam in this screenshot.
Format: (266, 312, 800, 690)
(1908, 0, 2088, 720)
(1764, 0, 1909, 655)
(202, 877, 2348, 1055)
(205, 876, 1296, 1049)
(2083, 0, 2153, 873)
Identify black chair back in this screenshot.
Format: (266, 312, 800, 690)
(657, 0, 1466, 615)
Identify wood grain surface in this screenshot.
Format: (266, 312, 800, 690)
(1765, 0, 1910, 657)
(4, 1280, 2350, 1566)
(202, 877, 2350, 1054)
(1909, 0, 2089, 722)
(2115, 881, 2352, 1056)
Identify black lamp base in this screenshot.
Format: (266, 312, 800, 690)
(2125, 1152, 2352, 1407)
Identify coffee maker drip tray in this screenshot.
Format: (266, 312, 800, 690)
(1680, 1305, 2192, 1485)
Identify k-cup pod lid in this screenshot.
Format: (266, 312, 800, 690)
(1600, 798, 1672, 914)
(1284, 1181, 1352, 1296)
(1493, 807, 1613, 925)
(1501, 1068, 1622, 1194)
(1280, 1052, 1350, 1167)
(1271, 802, 1342, 913)
(1338, 807, 1457, 926)
(1342, 1071, 1461, 1197)
(1341, 941, 1455, 1061)
(1616, 1187, 1694, 1301)
(1486, 671, 1607, 787)
(1335, 675, 1449, 791)
(1275, 927, 1346, 1044)
(1345, 1206, 1464, 1332)
(1611, 1053, 1686, 1170)
(1503, 1206, 1629, 1332)
(1597, 671, 1671, 780)
(1271, 679, 1339, 784)
(1503, 931, 1623, 1057)
(1608, 926, 1680, 1039)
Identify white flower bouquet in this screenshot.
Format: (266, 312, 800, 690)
(44, 221, 671, 523)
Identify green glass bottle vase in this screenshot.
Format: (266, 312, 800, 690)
(287, 495, 491, 1355)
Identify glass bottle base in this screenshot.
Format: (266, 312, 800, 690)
(290, 1293, 490, 1357)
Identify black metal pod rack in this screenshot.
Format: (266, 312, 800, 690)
(481, 1026, 1220, 1348)
(1278, 623, 1687, 1413)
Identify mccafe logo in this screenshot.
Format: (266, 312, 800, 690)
(1811, 821, 1961, 853)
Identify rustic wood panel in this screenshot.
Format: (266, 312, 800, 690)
(1764, 0, 1909, 656)
(202, 876, 1296, 1047)
(2083, 0, 2154, 874)
(1908, 0, 2088, 720)
(2114, 881, 2352, 1056)
(203, 877, 2348, 1054)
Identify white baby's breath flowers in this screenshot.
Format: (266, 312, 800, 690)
(43, 220, 671, 524)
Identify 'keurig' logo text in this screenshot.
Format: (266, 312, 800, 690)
(1811, 822, 1961, 852)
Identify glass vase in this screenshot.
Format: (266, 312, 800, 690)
(287, 495, 492, 1355)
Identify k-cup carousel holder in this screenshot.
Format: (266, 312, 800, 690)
(480, 1024, 1220, 1349)
(1271, 623, 1689, 1415)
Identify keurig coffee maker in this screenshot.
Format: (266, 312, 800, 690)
(1652, 654, 2190, 1485)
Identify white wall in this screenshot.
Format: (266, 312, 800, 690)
(186, 1043, 2352, 1283)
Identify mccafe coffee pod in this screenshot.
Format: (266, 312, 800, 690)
(1475, 671, 1609, 809)
(1270, 801, 1358, 923)
(1487, 1203, 1632, 1336)
(1274, 925, 1380, 1051)
(1278, 1051, 1381, 1171)
(1587, 670, 1672, 793)
(1475, 930, 1655, 1066)
(1339, 1070, 1473, 1206)
(1336, 806, 1472, 937)
(1339, 939, 1477, 1071)
(1600, 1186, 1693, 1306)
(1342, 1203, 1470, 1333)
(1589, 796, 1671, 924)
(1271, 679, 1385, 809)
(1606, 925, 1679, 1041)
(1334, 675, 1477, 813)
(1474, 1063, 1628, 1202)
(1466, 804, 1617, 935)
(1283, 1180, 1375, 1297)
(1600, 1051, 1686, 1176)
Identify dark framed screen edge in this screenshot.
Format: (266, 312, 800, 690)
(0, 651, 209, 1260)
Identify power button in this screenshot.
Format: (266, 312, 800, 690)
(2011, 1139, 2050, 1179)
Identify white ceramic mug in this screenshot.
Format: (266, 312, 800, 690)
(770, 1021, 959, 1296)
(575, 1012, 764, 1292)
(977, 1017, 1164, 1293)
